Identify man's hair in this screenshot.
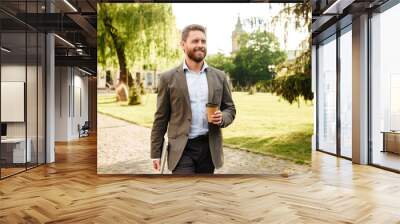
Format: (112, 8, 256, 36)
(181, 24, 206, 42)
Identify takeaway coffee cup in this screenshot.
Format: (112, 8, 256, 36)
(206, 103, 219, 123)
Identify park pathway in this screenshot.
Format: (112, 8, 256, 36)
(98, 113, 310, 175)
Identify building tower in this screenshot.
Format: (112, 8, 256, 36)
(232, 15, 244, 53)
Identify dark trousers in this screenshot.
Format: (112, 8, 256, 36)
(172, 134, 215, 174)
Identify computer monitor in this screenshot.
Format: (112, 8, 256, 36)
(1, 123, 7, 137)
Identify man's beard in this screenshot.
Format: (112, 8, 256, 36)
(187, 47, 207, 63)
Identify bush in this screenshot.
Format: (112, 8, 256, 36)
(128, 84, 141, 105)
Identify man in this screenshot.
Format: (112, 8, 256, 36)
(150, 24, 236, 174)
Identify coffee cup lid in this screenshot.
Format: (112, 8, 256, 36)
(206, 103, 218, 106)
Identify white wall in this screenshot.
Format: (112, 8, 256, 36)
(55, 66, 70, 141)
(1, 64, 26, 81)
(55, 66, 89, 141)
(71, 71, 89, 138)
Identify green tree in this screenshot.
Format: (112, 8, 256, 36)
(206, 53, 234, 74)
(98, 3, 181, 104)
(230, 31, 286, 88)
(270, 49, 312, 104)
(244, 2, 312, 104)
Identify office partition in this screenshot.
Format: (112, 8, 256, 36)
(0, 0, 47, 179)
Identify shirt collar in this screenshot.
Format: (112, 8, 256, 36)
(183, 59, 208, 73)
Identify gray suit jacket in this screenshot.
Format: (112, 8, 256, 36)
(150, 64, 236, 171)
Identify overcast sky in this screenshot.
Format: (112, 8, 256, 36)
(172, 3, 308, 55)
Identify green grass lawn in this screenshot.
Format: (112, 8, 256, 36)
(98, 91, 313, 164)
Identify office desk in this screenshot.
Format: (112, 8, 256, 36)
(381, 131, 400, 154)
(1, 138, 32, 163)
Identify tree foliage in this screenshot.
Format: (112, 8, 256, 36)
(207, 31, 286, 90)
(243, 2, 312, 104)
(206, 53, 234, 74)
(98, 3, 181, 104)
(270, 2, 312, 104)
(231, 31, 286, 87)
(269, 49, 312, 104)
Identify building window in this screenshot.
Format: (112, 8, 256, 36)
(339, 27, 352, 158)
(370, 3, 400, 171)
(317, 35, 337, 154)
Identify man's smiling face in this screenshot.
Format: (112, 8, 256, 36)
(181, 30, 207, 63)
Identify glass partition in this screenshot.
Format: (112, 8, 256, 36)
(27, 30, 38, 169)
(317, 35, 337, 155)
(339, 27, 352, 158)
(0, 1, 46, 179)
(1, 30, 28, 177)
(370, 3, 400, 171)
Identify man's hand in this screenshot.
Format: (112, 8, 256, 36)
(210, 110, 223, 125)
(152, 159, 161, 171)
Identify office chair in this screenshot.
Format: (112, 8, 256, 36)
(79, 121, 90, 138)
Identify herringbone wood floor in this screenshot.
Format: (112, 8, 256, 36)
(0, 134, 400, 223)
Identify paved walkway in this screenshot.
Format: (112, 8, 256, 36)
(98, 113, 310, 175)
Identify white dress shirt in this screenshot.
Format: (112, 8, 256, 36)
(183, 60, 209, 139)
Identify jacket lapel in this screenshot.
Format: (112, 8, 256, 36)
(206, 67, 215, 104)
(175, 65, 192, 115)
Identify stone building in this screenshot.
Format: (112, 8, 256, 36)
(231, 16, 245, 54)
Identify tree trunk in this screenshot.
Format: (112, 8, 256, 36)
(102, 11, 129, 102)
(114, 41, 129, 102)
(101, 5, 142, 105)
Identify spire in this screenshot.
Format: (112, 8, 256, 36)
(234, 14, 243, 33)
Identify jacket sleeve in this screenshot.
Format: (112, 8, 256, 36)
(150, 74, 170, 159)
(219, 74, 236, 128)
